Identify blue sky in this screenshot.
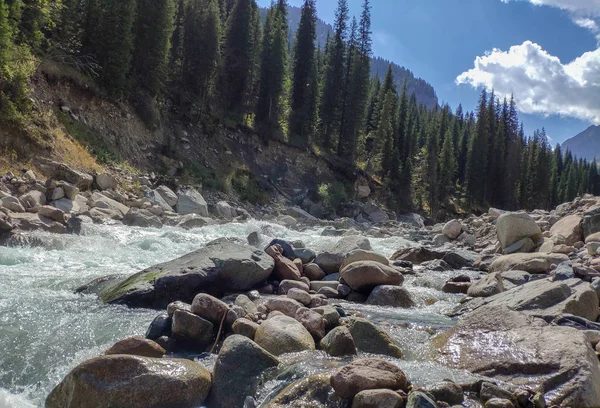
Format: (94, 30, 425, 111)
(258, 0, 600, 144)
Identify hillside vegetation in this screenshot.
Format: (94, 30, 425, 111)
(0, 0, 599, 219)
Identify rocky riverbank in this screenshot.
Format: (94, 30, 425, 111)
(3, 163, 600, 408)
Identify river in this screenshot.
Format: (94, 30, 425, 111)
(0, 220, 479, 407)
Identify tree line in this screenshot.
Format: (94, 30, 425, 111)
(0, 0, 598, 215)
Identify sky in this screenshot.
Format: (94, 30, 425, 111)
(257, 0, 600, 144)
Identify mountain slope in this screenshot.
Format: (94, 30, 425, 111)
(562, 125, 600, 162)
(266, 5, 439, 110)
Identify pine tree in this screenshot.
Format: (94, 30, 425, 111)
(168, 0, 186, 82)
(55, 0, 85, 54)
(15, 0, 53, 50)
(376, 90, 395, 176)
(466, 89, 489, 206)
(438, 127, 456, 204)
(255, 0, 289, 137)
(132, 0, 175, 97)
(220, 0, 259, 122)
(364, 76, 380, 135)
(319, 0, 348, 150)
(289, 0, 317, 143)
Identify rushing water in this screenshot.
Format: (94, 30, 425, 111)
(0, 220, 477, 407)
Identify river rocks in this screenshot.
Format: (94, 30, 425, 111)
(467, 272, 504, 298)
(235, 294, 258, 315)
(254, 315, 315, 355)
(191, 293, 229, 324)
(155, 185, 178, 207)
(406, 391, 438, 408)
(340, 261, 404, 293)
(287, 288, 311, 305)
(88, 192, 129, 217)
(427, 381, 463, 405)
(484, 399, 515, 408)
(279, 279, 310, 294)
(209, 335, 279, 408)
(295, 307, 327, 339)
(214, 201, 236, 220)
(46, 355, 211, 408)
(496, 213, 542, 251)
(293, 248, 316, 264)
(315, 236, 372, 274)
(232, 318, 259, 339)
(489, 252, 569, 274)
(436, 305, 600, 407)
(267, 244, 302, 281)
(347, 317, 403, 358)
(145, 313, 171, 340)
(171, 309, 214, 348)
(313, 306, 341, 329)
(21, 190, 46, 209)
(586, 231, 600, 244)
(105, 336, 165, 358)
(453, 277, 599, 321)
(320, 326, 357, 357)
(367, 285, 415, 307)
(266, 297, 304, 317)
(95, 174, 117, 190)
(550, 214, 583, 246)
(176, 187, 208, 216)
(341, 249, 389, 270)
(352, 389, 403, 408)
(38, 205, 66, 223)
(122, 208, 162, 228)
(267, 374, 345, 408)
(583, 205, 600, 238)
(39, 160, 94, 190)
(94, 242, 274, 307)
(443, 219, 463, 239)
(330, 358, 409, 399)
(1, 196, 25, 212)
(304, 263, 326, 281)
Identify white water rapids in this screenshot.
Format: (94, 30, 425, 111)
(0, 220, 479, 407)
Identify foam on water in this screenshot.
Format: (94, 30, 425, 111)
(0, 220, 416, 406)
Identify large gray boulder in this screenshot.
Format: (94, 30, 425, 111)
(20, 190, 46, 209)
(1, 196, 25, 212)
(347, 317, 403, 358)
(550, 214, 583, 246)
(436, 305, 600, 407)
(176, 187, 208, 216)
(95, 174, 117, 190)
(315, 236, 371, 274)
(122, 208, 162, 228)
(254, 315, 315, 356)
(583, 205, 600, 239)
(88, 192, 129, 217)
(452, 277, 599, 322)
(39, 160, 93, 190)
(91, 242, 274, 308)
(147, 190, 173, 212)
(156, 185, 178, 207)
(496, 213, 542, 251)
(341, 261, 404, 293)
(489, 253, 569, 274)
(467, 272, 504, 298)
(46, 355, 211, 408)
(209, 335, 279, 408)
(366, 285, 414, 307)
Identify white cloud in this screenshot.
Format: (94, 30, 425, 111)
(457, 41, 600, 123)
(575, 18, 599, 31)
(502, 0, 600, 17)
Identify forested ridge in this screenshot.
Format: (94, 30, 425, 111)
(0, 0, 599, 217)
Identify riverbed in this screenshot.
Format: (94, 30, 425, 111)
(0, 220, 477, 407)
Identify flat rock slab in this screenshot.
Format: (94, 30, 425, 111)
(435, 305, 600, 407)
(93, 242, 274, 308)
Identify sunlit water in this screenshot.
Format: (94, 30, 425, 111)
(0, 220, 475, 407)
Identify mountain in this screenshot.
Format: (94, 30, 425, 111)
(262, 5, 439, 110)
(562, 125, 600, 162)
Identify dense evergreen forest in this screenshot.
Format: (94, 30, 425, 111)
(0, 0, 599, 217)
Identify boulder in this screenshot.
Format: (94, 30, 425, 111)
(550, 214, 583, 246)
(489, 253, 569, 274)
(234, 294, 258, 315)
(278, 215, 298, 227)
(293, 248, 316, 264)
(176, 187, 208, 216)
(330, 358, 409, 399)
(45, 355, 211, 408)
(427, 381, 464, 405)
(366, 285, 414, 307)
(88, 192, 129, 217)
(287, 288, 311, 305)
(304, 263, 326, 281)
(363, 203, 390, 223)
(61, 183, 80, 200)
(347, 317, 403, 358)
(146, 190, 173, 212)
(254, 315, 315, 356)
(452, 278, 599, 322)
(51, 186, 65, 201)
(353, 389, 403, 408)
(313, 306, 341, 329)
(215, 201, 236, 220)
(265, 297, 304, 317)
(171, 309, 214, 348)
(104, 336, 165, 358)
(315, 236, 371, 274)
(1, 196, 25, 212)
(40, 160, 93, 190)
(52, 198, 81, 214)
(340, 249, 389, 270)
(93, 242, 274, 308)
(191, 293, 229, 324)
(406, 391, 438, 408)
(278, 279, 309, 294)
(496, 213, 543, 250)
(284, 206, 318, 222)
(467, 272, 505, 298)
(340, 261, 404, 293)
(503, 237, 536, 254)
(320, 326, 357, 357)
(209, 335, 279, 408)
(443, 219, 463, 239)
(20, 190, 46, 209)
(95, 174, 117, 190)
(295, 307, 327, 339)
(586, 231, 600, 244)
(156, 185, 178, 207)
(436, 305, 600, 407)
(583, 205, 600, 238)
(484, 398, 515, 408)
(267, 245, 302, 281)
(144, 314, 171, 340)
(123, 208, 162, 228)
(38, 205, 66, 223)
(232, 318, 259, 339)
(177, 214, 214, 229)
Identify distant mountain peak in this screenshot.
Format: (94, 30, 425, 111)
(562, 125, 600, 161)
